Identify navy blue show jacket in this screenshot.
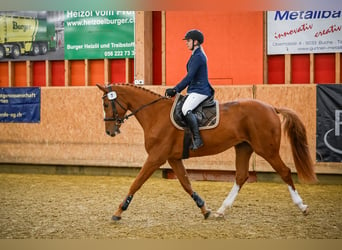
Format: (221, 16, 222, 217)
(174, 47, 214, 96)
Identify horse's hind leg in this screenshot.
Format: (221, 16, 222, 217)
(265, 154, 308, 214)
(168, 159, 211, 219)
(215, 142, 253, 218)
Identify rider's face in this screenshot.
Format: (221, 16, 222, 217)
(185, 39, 195, 50)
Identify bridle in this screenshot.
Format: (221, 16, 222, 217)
(102, 85, 165, 135)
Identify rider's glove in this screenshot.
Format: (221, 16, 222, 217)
(165, 88, 177, 97)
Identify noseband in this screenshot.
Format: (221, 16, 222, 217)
(102, 85, 165, 134)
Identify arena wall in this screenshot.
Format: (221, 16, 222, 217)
(0, 85, 341, 175)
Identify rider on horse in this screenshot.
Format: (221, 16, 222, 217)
(165, 29, 214, 150)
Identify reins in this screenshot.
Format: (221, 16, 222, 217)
(116, 96, 166, 124)
(103, 86, 166, 125)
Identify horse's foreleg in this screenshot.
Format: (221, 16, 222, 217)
(112, 157, 165, 221)
(215, 142, 253, 218)
(168, 159, 211, 219)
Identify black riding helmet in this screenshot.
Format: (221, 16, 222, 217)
(183, 29, 204, 49)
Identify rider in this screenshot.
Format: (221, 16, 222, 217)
(165, 29, 214, 150)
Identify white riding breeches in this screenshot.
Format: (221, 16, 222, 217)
(182, 92, 209, 116)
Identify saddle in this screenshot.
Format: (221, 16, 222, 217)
(170, 94, 220, 159)
(170, 94, 220, 130)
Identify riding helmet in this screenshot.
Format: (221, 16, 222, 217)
(183, 29, 204, 44)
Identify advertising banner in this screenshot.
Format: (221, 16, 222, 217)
(64, 11, 135, 60)
(316, 84, 342, 162)
(0, 10, 135, 61)
(267, 11, 342, 55)
(0, 87, 41, 123)
(0, 11, 64, 61)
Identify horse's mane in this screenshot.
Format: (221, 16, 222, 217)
(110, 83, 164, 98)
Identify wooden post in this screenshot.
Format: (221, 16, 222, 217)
(336, 53, 341, 84)
(45, 60, 51, 86)
(310, 53, 315, 84)
(65, 60, 71, 86)
(104, 58, 111, 84)
(135, 11, 153, 85)
(26, 61, 32, 87)
(8, 61, 14, 87)
(284, 54, 291, 84)
(84, 59, 89, 86)
(125, 58, 132, 83)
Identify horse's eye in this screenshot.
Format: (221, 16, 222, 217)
(104, 103, 109, 108)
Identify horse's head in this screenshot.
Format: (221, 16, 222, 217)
(96, 84, 128, 137)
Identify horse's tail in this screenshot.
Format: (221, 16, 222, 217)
(275, 107, 317, 183)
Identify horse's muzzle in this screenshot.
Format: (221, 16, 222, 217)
(106, 129, 120, 137)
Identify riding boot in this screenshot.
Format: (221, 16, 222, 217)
(185, 111, 203, 150)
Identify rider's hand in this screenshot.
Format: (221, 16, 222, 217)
(165, 88, 177, 97)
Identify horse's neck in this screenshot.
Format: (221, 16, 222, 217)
(122, 87, 162, 127)
(126, 89, 157, 111)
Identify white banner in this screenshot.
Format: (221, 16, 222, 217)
(267, 11, 342, 55)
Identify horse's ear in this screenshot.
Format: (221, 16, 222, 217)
(96, 83, 107, 93)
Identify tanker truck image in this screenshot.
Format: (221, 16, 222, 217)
(0, 15, 57, 59)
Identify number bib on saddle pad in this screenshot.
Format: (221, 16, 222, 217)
(170, 94, 220, 130)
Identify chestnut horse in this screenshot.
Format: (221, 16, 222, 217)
(96, 83, 317, 221)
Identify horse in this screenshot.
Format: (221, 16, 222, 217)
(96, 83, 317, 221)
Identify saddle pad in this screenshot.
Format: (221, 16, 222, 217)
(170, 94, 220, 130)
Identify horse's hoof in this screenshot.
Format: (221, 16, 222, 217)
(203, 210, 211, 220)
(302, 207, 309, 216)
(213, 212, 225, 219)
(111, 215, 122, 221)
(300, 204, 309, 215)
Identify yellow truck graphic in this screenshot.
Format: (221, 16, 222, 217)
(0, 15, 56, 59)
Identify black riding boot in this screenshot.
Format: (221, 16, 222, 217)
(185, 111, 203, 150)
